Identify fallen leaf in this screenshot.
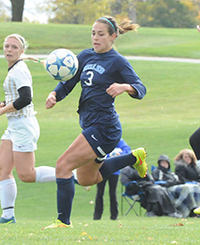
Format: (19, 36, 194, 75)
(169, 223, 184, 226)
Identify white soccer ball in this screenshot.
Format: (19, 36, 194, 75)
(46, 48, 79, 81)
(109, 148, 122, 158)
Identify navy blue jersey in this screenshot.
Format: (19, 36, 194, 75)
(54, 48, 146, 129)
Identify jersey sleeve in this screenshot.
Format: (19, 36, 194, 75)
(117, 58, 146, 100)
(13, 63, 32, 90)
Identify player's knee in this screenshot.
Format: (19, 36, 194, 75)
(17, 171, 34, 182)
(56, 156, 73, 174)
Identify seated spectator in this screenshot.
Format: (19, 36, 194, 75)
(152, 154, 183, 187)
(152, 153, 200, 217)
(120, 166, 181, 217)
(174, 149, 200, 183)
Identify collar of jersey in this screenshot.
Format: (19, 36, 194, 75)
(8, 59, 23, 72)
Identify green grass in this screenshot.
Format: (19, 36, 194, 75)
(0, 218, 199, 245)
(0, 22, 200, 58)
(1, 22, 200, 244)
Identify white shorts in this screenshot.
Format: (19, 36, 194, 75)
(1, 116, 40, 152)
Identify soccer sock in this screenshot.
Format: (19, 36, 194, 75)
(0, 179, 17, 219)
(35, 166, 56, 182)
(99, 153, 136, 179)
(56, 176, 75, 225)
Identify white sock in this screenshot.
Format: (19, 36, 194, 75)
(0, 179, 17, 219)
(35, 166, 55, 183)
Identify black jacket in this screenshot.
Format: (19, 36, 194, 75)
(152, 165, 183, 187)
(120, 166, 176, 216)
(174, 160, 200, 183)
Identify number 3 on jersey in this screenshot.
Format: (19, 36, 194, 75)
(84, 71, 94, 86)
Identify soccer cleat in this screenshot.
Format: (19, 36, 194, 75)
(132, 148, 147, 178)
(194, 207, 200, 215)
(0, 216, 16, 224)
(42, 219, 73, 230)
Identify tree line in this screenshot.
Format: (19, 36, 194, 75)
(1, 0, 200, 28)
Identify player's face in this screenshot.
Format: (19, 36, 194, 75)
(92, 22, 116, 53)
(3, 37, 24, 68)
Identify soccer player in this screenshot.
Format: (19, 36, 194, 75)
(43, 15, 147, 229)
(0, 34, 56, 223)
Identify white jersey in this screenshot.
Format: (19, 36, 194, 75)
(3, 60, 36, 119)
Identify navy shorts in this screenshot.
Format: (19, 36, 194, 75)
(82, 122, 122, 163)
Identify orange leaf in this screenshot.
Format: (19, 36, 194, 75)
(169, 223, 184, 226)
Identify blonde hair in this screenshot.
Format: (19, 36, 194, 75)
(4, 34, 28, 50)
(3, 33, 46, 64)
(174, 149, 197, 165)
(96, 16, 139, 37)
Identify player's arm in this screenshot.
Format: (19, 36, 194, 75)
(45, 91, 57, 109)
(0, 103, 16, 116)
(0, 86, 31, 116)
(106, 83, 137, 98)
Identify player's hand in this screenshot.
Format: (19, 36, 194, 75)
(197, 25, 200, 33)
(0, 102, 4, 108)
(0, 103, 5, 116)
(106, 83, 125, 98)
(45, 92, 57, 109)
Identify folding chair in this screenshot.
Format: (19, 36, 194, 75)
(121, 181, 144, 216)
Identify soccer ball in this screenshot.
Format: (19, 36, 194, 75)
(45, 48, 79, 81)
(109, 148, 122, 158)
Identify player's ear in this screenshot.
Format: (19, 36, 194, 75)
(20, 49, 25, 56)
(111, 33, 117, 41)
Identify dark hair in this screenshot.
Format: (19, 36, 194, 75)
(96, 16, 139, 37)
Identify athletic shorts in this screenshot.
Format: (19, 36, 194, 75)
(1, 116, 40, 152)
(82, 122, 122, 163)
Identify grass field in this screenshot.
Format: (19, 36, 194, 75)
(0, 22, 200, 58)
(0, 22, 200, 244)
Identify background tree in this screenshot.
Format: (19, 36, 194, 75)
(136, 0, 198, 27)
(10, 0, 25, 21)
(0, 1, 10, 21)
(2, 0, 200, 27)
(45, 0, 113, 24)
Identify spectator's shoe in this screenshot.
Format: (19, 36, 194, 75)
(168, 212, 182, 218)
(146, 211, 157, 217)
(0, 216, 16, 224)
(83, 186, 91, 191)
(42, 219, 73, 230)
(132, 148, 147, 178)
(194, 207, 200, 215)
